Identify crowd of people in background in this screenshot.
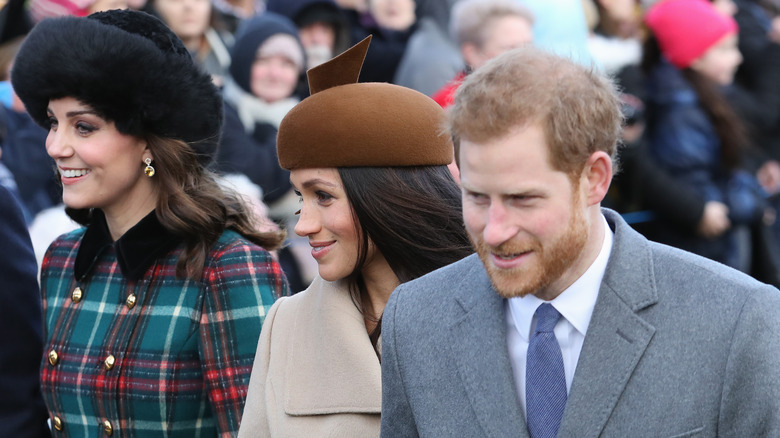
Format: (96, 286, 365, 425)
(3, 0, 780, 287)
(3, 0, 780, 436)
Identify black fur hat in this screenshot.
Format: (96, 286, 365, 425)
(11, 9, 223, 166)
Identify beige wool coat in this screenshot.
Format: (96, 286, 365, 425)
(237, 276, 381, 437)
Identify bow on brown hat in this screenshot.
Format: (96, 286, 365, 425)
(277, 36, 454, 170)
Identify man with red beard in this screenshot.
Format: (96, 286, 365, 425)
(380, 46, 780, 438)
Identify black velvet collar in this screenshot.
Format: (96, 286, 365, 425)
(74, 209, 182, 282)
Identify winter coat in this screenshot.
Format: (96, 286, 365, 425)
(645, 60, 767, 266)
(39, 209, 289, 437)
(238, 276, 381, 437)
(216, 12, 303, 204)
(344, 9, 414, 84)
(0, 105, 58, 220)
(0, 185, 49, 438)
(431, 70, 467, 108)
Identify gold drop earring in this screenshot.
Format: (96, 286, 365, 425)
(144, 157, 155, 177)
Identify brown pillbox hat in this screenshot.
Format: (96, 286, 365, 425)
(277, 36, 454, 170)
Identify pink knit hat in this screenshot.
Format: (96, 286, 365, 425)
(645, 0, 738, 69)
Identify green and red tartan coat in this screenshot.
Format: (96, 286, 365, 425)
(39, 210, 289, 437)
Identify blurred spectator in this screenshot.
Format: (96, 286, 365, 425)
(643, 0, 777, 275)
(343, 0, 417, 83)
(585, 0, 644, 219)
(393, 0, 461, 96)
(266, 0, 351, 71)
(217, 12, 313, 292)
(144, 0, 234, 86)
(731, 0, 780, 163)
(0, 184, 49, 438)
(0, 3, 59, 223)
(218, 12, 302, 205)
(0, 102, 57, 224)
(431, 0, 534, 108)
(586, 0, 642, 75)
(211, 0, 265, 33)
(369, 0, 416, 31)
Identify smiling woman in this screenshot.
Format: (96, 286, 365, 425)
(236, 36, 473, 437)
(11, 9, 289, 437)
(46, 98, 155, 232)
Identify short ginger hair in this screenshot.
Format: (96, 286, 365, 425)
(449, 46, 623, 178)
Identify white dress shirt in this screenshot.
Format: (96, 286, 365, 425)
(506, 214, 613, 418)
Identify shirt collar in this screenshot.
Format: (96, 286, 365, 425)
(508, 214, 613, 341)
(74, 209, 182, 282)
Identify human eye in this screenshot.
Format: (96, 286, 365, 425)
(315, 190, 334, 203)
(465, 190, 488, 205)
(75, 122, 96, 136)
(47, 116, 58, 131)
(509, 193, 539, 207)
(282, 58, 297, 69)
(254, 56, 271, 66)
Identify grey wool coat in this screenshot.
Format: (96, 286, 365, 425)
(380, 208, 780, 437)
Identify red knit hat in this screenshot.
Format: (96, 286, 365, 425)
(645, 0, 738, 69)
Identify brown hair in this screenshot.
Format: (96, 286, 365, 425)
(681, 68, 746, 169)
(67, 135, 285, 279)
(449, 46, 623, 179)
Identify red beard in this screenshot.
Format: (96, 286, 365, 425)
(471, 196, 588, 299)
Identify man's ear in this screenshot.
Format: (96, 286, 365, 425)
(582, 151, 613, 206)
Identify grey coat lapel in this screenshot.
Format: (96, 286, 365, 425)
(558, 210, 658, 438)
(448, 257, 529, 438)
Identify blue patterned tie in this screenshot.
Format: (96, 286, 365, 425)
(526, 303, 567, 438)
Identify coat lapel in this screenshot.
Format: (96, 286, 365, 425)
(558, 210, 658, 437)
(448, 256, 529, 438)
(284, 277, 382, 416)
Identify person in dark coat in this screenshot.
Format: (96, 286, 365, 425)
(216, 11, 312, 292)
(216, 12, 303, 205)
(0, 184, 49, 438)
(342, 0, 416, 83)
(643, 0, 774, 273)
(0, 104, 58, 222)
(265, 0, 351, 73)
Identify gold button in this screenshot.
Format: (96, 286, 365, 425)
(71, 287, 82, 303)
(126, 293, 136, 309)
(53, 416, 63, 431)
(103, 420, 113, 436)
(104, 355, 115, 371)
(48, 350, 59, 366)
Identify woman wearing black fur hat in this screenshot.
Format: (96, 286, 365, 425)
(11, 9, 290, 437)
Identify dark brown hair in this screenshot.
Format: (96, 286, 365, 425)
(338, 165, 473, 355)
(66, 135, 285, 279)
(681, 68, 746, 169)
